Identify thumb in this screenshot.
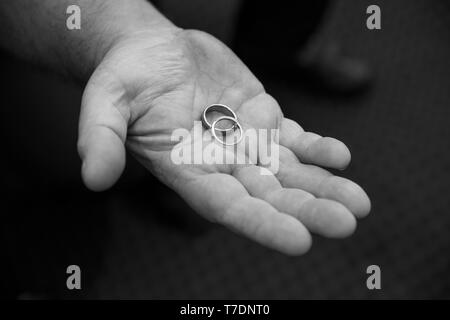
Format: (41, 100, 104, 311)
(77, 83, 128, 191)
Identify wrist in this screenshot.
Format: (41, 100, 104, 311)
(62, 0, 180, 81)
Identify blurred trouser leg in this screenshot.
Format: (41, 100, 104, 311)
(234, 0, 330, 60)
(155, 0, 242, 44)
(233, 0, 372, 94)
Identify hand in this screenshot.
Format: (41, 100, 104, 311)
(78, 28, 371, 255)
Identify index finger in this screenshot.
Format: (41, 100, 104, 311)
(174, 171, 312, 255)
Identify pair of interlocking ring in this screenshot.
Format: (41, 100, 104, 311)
(201, 104, 243, 146)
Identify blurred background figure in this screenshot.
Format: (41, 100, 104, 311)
(160, 0, 373, 94)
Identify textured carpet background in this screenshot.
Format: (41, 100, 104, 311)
(1, 0, 449, 299)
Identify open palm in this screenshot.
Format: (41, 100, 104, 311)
(78, 29, 370, 255)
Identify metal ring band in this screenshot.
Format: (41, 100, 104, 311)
(202, 104, 238, 133)
(211, 116, 243, 146)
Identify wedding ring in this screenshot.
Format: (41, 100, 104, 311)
(202, 104, 238, 133)
(211, 116, 243, 146)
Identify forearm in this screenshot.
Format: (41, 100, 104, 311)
(0, 0, 177, 80)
